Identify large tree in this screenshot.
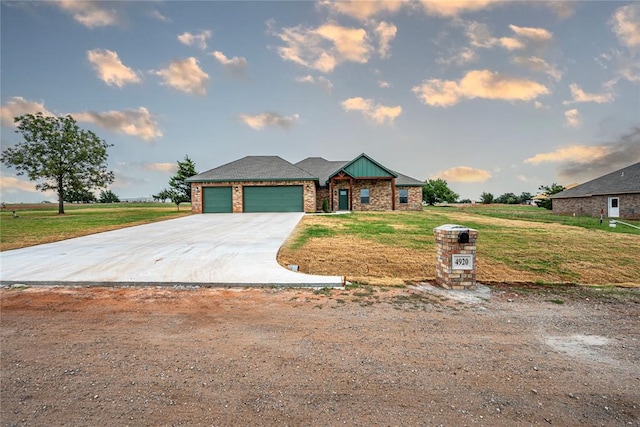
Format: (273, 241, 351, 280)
(536, 183, 565, 209)
(157, 156, 197, 211)
(422, 178, 459, 205)
(1, 113, 114, 214)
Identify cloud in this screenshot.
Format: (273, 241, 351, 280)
(542, 1, 576, 19)
(1, 97, 54, 127)
(465, 22, 552, 52)
(178, 30, 212, 50)
(211, 51, 248, 76)
(508, 24, 553, 43)
(412, 70, 549, 107)
(610, 3, 640, 48)
(378, 80, 392, 88)
(295, 75, 333, 91)
(525, 144, 610, 165)
(437, 47, 477, 67)
(55, 0, 119, 28)
(564, 109, 581, 128)
(318, 0, 406, 20)
(512, 56, 562, 81)
(420, 0, 499, 17)
(0, 176, 40, 193)
(341, 97, 402, 125)
(525, 127, 640, 182)
(238, 112, 299, 130)
(563, 83, 615, 105)
(270, 21, 373, 73)
(140, 162, 176, 173)
(87, 49, 140, 88)
(72, 107, 162, 141)
(374, 21, 397, 58)
(433, 166, 492, 183)
(149, 9, 170, 22)
(153, 57, 209, 95)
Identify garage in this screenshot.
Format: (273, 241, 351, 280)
(203, 187, 232, 213)
(243, 186, 303, 213)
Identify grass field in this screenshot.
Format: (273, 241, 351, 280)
(2, 203, 638, 286)
(0, 203, 190, 251)
(278, 206, 640, 287)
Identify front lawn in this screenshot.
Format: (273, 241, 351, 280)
(0, 203, 190, 251)
(278, 208, 640, 286)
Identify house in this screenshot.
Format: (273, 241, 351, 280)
(550, 162, 640, 219)
(186, 153, 424, 213)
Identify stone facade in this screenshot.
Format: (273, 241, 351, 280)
(316, 187, 330, 211)
(190, 180, 316, 214)
(553, 194, 640, 220)
(434, 225, 478, 290)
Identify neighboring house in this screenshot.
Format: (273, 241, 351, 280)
(550, 162, 640, 220)
(186, 153, 424, 213)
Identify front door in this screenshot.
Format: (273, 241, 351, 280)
(338, 189, 349, 210)
(608, 197, 620, 218)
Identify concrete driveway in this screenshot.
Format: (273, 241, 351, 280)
(0, 213, 343, 287)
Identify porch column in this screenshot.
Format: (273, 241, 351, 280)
(391, 177, 396, 210)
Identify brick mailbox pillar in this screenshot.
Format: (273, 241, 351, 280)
(433, 224, 478, 290)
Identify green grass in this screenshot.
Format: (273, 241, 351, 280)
(0, 203, 190, 250)
(460, 204, 640, 235)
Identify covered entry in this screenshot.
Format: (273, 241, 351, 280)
(243, 186, 303, 212)
(203, 187, 232, 213)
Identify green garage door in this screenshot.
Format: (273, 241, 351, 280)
(203, 187, 232, 213)
(243, 186, 303, 213)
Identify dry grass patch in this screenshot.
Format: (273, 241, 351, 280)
(278, 211, 640, 286)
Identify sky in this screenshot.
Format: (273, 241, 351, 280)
(1, 0, 639, 203)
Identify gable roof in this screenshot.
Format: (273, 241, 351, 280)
(186, 156, 316, 182)
(329, 153, 398, 180)
(550, 162, 640, 199)
(295, 154, 424, 187)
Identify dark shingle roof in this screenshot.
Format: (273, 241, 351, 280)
(295, 156, 424, 187)
(186, 156, 316, 182)
(550, 162, 640, 198)
(294, 157, 348, 185)
(394, 172, 424, 187)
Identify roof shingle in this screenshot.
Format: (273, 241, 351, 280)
(550, 162, 640, 198)
(186, 156, 316, 182)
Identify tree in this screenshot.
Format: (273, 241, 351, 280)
(422, 178, 459, 205)
(1, 113, 114, 214)
(167, 156, 197, 210)
(64, 187, 97, 203)
(152, 189, 172, 203)
(495, 192, 518, 204)
(479, 192, 494, 204)
(518, 192, 533, 204)
(99, 189, 120, 203)
(536, 183, 565, 209)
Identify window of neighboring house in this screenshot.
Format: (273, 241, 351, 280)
(399, 189, 409, 204)
(360, 189, 370, 204)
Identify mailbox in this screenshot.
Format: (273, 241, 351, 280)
(433, 224, 478, 290)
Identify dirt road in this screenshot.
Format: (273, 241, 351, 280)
(1, 284, 639, 426)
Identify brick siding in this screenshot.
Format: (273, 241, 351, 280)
(396, 186, 423, 211)
(553, 194, 640, 220)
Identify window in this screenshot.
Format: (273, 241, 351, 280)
(360, 189, 370, 204)
(399, 189, 409, 204)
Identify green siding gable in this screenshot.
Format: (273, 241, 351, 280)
(335, 154, 398, 179)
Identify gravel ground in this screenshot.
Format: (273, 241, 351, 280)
(1, 284, 639, 426)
